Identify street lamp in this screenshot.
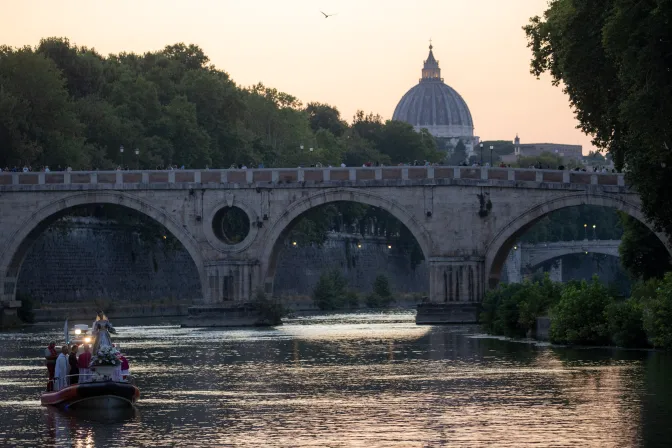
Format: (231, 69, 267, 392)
(119, 145, 124, 168)
(592, 224, 596, 240)
(490, 145, 494, 166)
(479, 143, 484, 165)
(134, 148, 139, 170)
(583, 223, 588, 240)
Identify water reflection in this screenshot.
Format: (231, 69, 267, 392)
(0, 312, 670, 447)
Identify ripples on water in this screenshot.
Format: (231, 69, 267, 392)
(1, 311, 671, 447)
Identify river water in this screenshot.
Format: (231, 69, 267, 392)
(1, 311, 670, 447)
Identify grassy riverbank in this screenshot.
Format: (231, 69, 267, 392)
(481, 273, 672, 350)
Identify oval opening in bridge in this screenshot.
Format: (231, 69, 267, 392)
(212, 206, 250, 245)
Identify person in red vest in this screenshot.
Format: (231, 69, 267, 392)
(119, 354, 130, 380)
(44, 342, 58, 391)
(77, 345, 92, 383)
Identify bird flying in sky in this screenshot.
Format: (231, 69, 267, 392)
(321, 11, 337, 18)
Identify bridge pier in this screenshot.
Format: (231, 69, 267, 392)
(183, 260, 265, 327)
(200, 260, 261, 304)
(416, 258, 484, 324)
(0, 271, 22, 329)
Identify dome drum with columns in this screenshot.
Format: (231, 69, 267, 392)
(393, 44, 479, 158)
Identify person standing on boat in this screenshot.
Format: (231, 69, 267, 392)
(91, 311, 116, 354)
(54, 346, 70, 391)
(68, 345, 79, 385)
(119, 353, 130, 380)
(44, 342, 58, 391)
(78, 345, 92, 383)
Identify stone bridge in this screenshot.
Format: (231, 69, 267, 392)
(522, 239, 621, 267)
(504, 240, 622, 283)
(1, 166, 669, 324)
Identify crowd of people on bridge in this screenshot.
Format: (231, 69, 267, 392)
(2, 166, 72, 173)
(4, 161, 620, 174)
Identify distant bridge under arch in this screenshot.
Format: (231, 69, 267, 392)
(503, 239, 622, 283)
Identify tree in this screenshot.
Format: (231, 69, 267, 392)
(619, 213, 671, 280)
(550, 276, 613, 345)
(516, 151, 563, 169)
(524, 0, 672, 239)
(448, 140, 467, 165)
(584, 150, 606, 164)
(0, 46, 86, 169)
(305, 102, 347, 137)
(375, 120, 443, 164)
(367, 274, 394, 308)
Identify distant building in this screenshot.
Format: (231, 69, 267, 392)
(392, 44, 479, 157)
(500, 135, 583, 164)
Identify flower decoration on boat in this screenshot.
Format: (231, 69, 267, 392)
(90, 345, 121, 366)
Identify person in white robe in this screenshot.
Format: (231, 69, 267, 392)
(53, 346, 70, 391)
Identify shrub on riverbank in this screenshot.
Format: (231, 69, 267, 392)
(641, 273, 672, 350)
(605, 299, 649, 348)
(366, 275, 394, 308)
(313, 270, 359, 310)
(481, 274, 561, 338)
(550, 277, 613, 345)
(251, 289, 286, 326)
(483, 273, 672, 350)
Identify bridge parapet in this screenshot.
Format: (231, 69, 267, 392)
(0, 166, 626, 191)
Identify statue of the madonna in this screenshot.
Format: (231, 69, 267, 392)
(91, 310, 117, 354)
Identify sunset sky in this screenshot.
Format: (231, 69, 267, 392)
(1, 0, 596, 153)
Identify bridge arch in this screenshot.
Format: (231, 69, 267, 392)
(259, 188, 433, 293)
(0, 191, 207, 303)
(486, 193, 672, 288)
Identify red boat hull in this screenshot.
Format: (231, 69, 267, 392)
(41, 381, 140, 409)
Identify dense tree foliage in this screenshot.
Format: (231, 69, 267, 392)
(619, 214, 671, 280)
(524, 0, 672, 237)
(312, 270, 358, 310)
(481, 274, 562, 338)
(0, 37, 438, 170)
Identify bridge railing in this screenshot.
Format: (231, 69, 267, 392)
(0, 166, 625, 187)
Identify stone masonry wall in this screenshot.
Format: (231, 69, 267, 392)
(17, 218, 202, 304)
(17, 220, 429, 305)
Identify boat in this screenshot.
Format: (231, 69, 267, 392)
(40, 381, 140, 409)
(40, 318, 140, 410)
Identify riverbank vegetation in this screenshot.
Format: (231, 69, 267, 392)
(251, 289, 286, 326)
(312, 272, 397, 310)
(481, 274, 672, 350)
